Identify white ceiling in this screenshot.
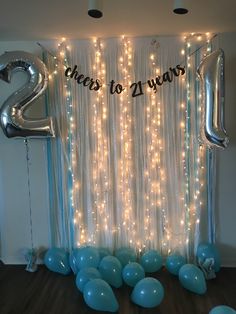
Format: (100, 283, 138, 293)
(1, 0, 236, 40)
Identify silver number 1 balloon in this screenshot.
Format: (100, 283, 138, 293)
(197, 49, 229, 149)
(0, 51, 54, 138)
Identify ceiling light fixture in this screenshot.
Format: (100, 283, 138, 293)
(88, 0, 103, 18)
(173, 0, 188, 15)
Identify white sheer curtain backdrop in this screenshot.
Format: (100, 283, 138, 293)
(44, 35, 211, 261)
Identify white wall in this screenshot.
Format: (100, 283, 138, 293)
(0, 34, 236, 265)
(215, 33, 236, 266)
(0, 42, 51, 263)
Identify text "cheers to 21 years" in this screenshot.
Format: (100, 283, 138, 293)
(65, 64, 185, 98)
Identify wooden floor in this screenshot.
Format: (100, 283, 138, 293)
(0, 265, 235, 314)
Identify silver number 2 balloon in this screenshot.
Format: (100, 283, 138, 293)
(197, 49, 229, 149)
(0, 51, 54, 138)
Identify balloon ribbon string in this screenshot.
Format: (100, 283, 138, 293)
(25, 139, 34, 250)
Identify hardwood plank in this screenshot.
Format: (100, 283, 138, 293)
(0, 265, 235, 314)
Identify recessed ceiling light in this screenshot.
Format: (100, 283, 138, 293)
(173, 0, 189, 15)
(88, 0, 103, 18)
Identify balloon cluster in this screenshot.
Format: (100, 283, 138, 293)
(44, 246, 164, 311)
(44, 243, 235, 314)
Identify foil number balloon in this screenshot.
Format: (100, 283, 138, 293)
(197, 49, 229, 149)
(0, 51, 54, 138)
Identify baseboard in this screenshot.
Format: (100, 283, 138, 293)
(221, 257, 236, 268)
(1, 256, 44, 265)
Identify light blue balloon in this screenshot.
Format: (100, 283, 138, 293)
(179, 264, 207, 295)
(76, 267, 102, 292)
(69, 249, 81, 275)
(131, 277, 164, 308)
(75, 246, 100, 270)
(209, 305, 236, 314)
(98, 247, 112, 261)
(44, 248, 71, 275)
(99, 256, 123, 288)
(166, 254, 186, 275)
(140, 250, 163, 273)
(122, 262, 145, 287)
(197, 243, 221, 272)
(83, 279, 119, 312)
(115, 247, 137, 267)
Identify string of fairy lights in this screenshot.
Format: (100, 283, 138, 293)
(144, 50, 167, 251)
(182, 32, 212, 257)
(42, 33, 215, 255)
(91, 38, 111, 247)
(117, 36, 136, 248)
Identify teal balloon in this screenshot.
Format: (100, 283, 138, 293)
(69, 249, 81, 275)
(197, 243, 221, 272)
(179, 264, 207, 295)
(122, 262, 145, 287)
(140, 250, 163, 272)
(44, 248, 71, 275)
(75, 246, 100, 270)
(83, 279, 119, 312)
(209, 305, 236, 314)
(98, 247, 112, 261)
(131, 277, 164, 308)
(115, 247, 136, 267)
(99, 256, 123, 288)
(76, 267, 102, 292)
(166, 254, 186, 275)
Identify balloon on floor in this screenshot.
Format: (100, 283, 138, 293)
(140, 250, 163, 273)
(99, 255, 123, 288)
(179, 264, 207, 295)
(74, 246, 100, 270)
(115, 247, 137, 267)
(76, 267, 102, 292)
(122, 262, 145, 287)
(83, 278, 119, 312)
(209, 305, 236, 314)
(44, 248, 71, 275)
(98, 247, 112, 261)
(131, 277, 164, 308)
(197, 243, 221, 272)
(166, 254, 186, 275)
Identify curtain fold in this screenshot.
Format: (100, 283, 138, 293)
(44, 35, 215, 261)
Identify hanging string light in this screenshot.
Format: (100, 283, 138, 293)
(91, 38, 111, 247)
(41, 34, 214, 257)
(182, 33, 213, 258)
(118, 35, 136, 249)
